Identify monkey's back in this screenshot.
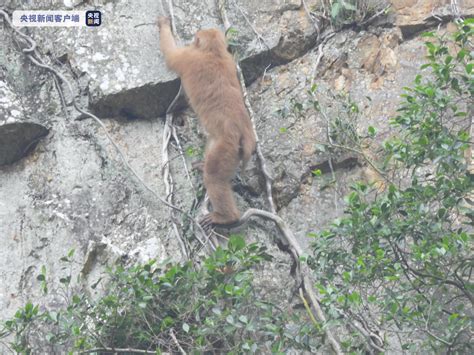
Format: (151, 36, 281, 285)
(181, 50, 255, 148)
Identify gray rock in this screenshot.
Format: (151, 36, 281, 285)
(0, 81, 49, 165)
(0, 121, 49, 165)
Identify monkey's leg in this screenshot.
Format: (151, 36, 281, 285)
(202, 141, 240, 225)
(203, 179, 240, 224)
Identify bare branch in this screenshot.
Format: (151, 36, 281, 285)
(299, 288, 321, 330)
(170, 328, 187, 355)
(232, 0, 270, 50)
(216, 0, 276, 214)
(301, 0, 320, 36)
(215, 2, 345, 353)
(359, 6, 391, 27)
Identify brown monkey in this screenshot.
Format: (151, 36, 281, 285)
(158, 17, 256, 227)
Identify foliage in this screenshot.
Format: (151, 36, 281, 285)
(1, 237, 318, 353)
(321, 0, 390, 27)
(309, 20, 473, 352)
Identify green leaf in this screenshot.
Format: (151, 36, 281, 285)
(185, 147, 195, 157)
(425, 42, 436, 52)
(331, 2, 341, 19)
(368, 126, 376, 136)
(225, 26, 238, 37)
(312, 169, 322, 176)
(224, 284, 234, 295)
(182, 323, 190, 333)
(59, 276, 71, 285)
(466, 63, 473, 74)
(228, 235, 245, 251)
(457, 48, 467, 60)
(421, 31, 434, 37)
(449, 313, 459, 322)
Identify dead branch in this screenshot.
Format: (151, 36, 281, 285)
(359, 5, 391, 27)
(302, 274, 344, 354)
(299, 288, 321, 330)
(163, 0, 216, 254)
(231, 0, 270, 50)
(237, 66, 276, 214)
(215, 2, 346, 353)
(158, 0, 165, 15)
(310, 58, 388, 184)
(216, 1, 276, 214)
(215, 208, 346, 355)
(301, 0, 320, 36)
(170, 328, 187, 355)
(160, 1, 219, 252)
(160, 1, 192, 260)
(309, 40, 339, 212)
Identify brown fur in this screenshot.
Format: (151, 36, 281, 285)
(158, 17, 256, 225)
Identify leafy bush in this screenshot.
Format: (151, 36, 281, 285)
(1, 237, 318, 353)
(309, 20, 473, 352)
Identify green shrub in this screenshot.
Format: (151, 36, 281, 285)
(309, 19, 473, 352)
(1, 237, 318, 353)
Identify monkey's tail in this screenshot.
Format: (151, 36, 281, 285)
(240, 130, 256, 171)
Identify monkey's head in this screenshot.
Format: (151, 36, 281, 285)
(194, 29, 227, 54)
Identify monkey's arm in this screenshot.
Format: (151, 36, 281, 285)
(158, 19, 188, 74)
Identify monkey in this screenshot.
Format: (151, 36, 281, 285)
(158, 17, 256, 228)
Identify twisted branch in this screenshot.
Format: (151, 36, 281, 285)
(215, 2, 343, 353)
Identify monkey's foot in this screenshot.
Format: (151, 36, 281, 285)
(199, 213, 241, 233)
(199, 214, 214, 234)
(192, 160, 205, 172)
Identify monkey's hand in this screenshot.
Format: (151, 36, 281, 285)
(158, 16, 171, 29)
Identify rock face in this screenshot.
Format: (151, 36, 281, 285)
(0, 30, 50, 166)
(0, 0, 470, 346)
(0, 122, 48, 165)
(391, 0, 474, 37)
(0, 82, 49, 166)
